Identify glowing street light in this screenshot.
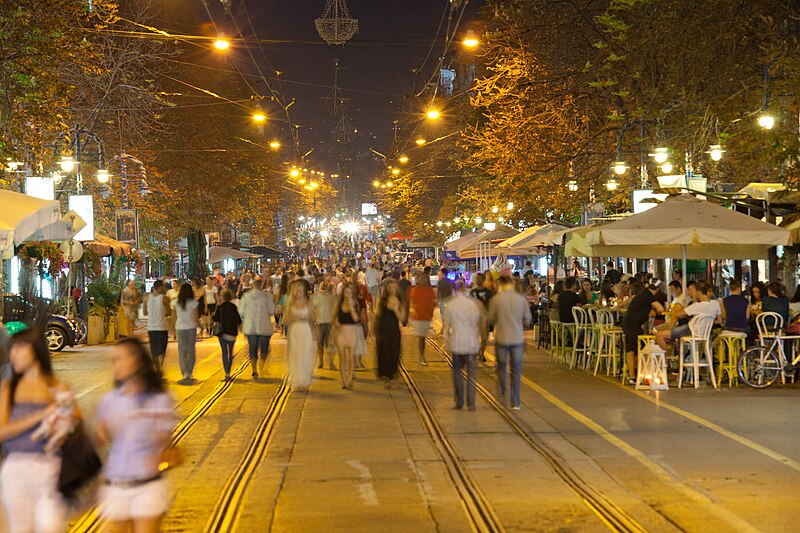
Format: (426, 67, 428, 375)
(650, 147, 669, 164)
(661, 162, 673, 174)
(415, 138, 426, 146)
(269, 141, 281, 149)
(252, 112, 266, 123)
(373, 180, 381, 187)
(491, 205, 499, 213)
(506, 202, 514, 210)
(386, 180, 393, 187)
(612, 161, 627, 175)
(290, 168, 300, 178)
(475, 216, 483, 224)
(462, 30, 479, 48)
(59, 156, 76, 173)
(391, 168, 400, 176)
(567, 180, 578, 191)
(398, 155, 409, 164)
(96, 168, 110, 184)
(426, 109, 441, 120)
(606, 177, 619, 191)
(213, 34, 230, 51)
(708, 145, 724, 161)
(298, 178, 306, 185)
(758, 113, 775, 130)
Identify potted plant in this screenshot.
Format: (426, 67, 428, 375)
(86, 274, 123, 344)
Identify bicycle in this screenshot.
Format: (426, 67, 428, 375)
(737, 333, 800, 388)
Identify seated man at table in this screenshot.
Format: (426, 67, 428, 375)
(655, 281, 721, 352)
(622, 282, 665, 385)
(558, 277, 581, 345)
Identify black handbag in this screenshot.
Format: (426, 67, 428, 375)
(58, 421, 102, 498)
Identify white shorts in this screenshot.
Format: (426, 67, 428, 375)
(412, 320, 431, 337)
(0, 453, 66, 533)
(100, 478, 168, 521)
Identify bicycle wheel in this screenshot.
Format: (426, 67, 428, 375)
(737, 346, 781, 388)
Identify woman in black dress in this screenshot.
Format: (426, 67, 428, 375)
(374, 281, 406, 388)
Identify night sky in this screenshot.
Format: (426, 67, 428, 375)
(205, 0, 483, 197)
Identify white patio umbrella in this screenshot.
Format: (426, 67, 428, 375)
(496, 224, 565, 255)
(585, 194, 790, 293)
(443, 230, 487, 260)
(208, 246, 258, 263)
(0, 190, 62, 257)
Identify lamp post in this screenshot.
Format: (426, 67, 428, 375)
(57, 126, 106, 194)
(104, 151, 150, 207)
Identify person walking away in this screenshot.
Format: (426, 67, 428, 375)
(0, 329, 76, 533)
(488, 276, 532, 410)
(311, 282, 337, 369)
(621, 282, 665, 385)
(470, 273, 494, 363)
(334, 284, 361, 390)
(175, 283, 199, 381)
(213, 290, 241, 380)
(239, 280, 274, 378)
(437, 268, 454, 330)
(374, 281, 406, 388)
(365, 262, 381, 311)
(409, 273, 437, 366)
(166, 281, 179, 341)
(95, 338, 175, 533)
(274, 274, 289, 336)
(192, 278, 206, 339)
(443, 281, 486, 410)
(145, 280, 170, 373)
(283, 281, 316, 391)
(398, 271, 412, 325)
(204, 276, 219, 337)
(120, 280, 142, 338)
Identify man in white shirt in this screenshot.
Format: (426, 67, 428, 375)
(442, 280, 486, 410)
(239, 279, 276, 376)
(656, 281, 720, 350)
(144, 280, 170, 372)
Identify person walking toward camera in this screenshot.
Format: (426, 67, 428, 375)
(0, 329, 76, 533)
(96, 338, 175, 533)
(213, 290, 241, 381)
(239, 280, 274, 378)
(175, 283, 198, 381)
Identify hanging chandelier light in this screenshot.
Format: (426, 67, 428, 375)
(315, 0, 359, 45)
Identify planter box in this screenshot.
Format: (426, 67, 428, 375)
(87, 316, 104, 345)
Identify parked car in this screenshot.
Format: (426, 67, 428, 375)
(2, 294, 82, 351)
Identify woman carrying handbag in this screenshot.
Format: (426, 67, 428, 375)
(95, 337, 176, 533)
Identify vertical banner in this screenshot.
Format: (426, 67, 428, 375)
(69, 195, 95, 241)
(25, 177, 55, 200)
(115, 208, 139, 246)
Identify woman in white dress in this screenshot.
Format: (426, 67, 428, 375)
(283, 280, 316, 391)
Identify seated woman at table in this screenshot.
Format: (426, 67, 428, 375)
(648, 279, 668, 326)
(622, 282, 665, 385)
(548, 280, 564, 322)
(600, 280, 616, 305)
(578, 278, 598, 306)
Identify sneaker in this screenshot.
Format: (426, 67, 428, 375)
(419, 360, 429, 366)
(511, 406, 521, 411)
(252, 372, 259, 379)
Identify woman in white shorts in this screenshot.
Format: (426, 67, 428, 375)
(95, 338, 175, 533)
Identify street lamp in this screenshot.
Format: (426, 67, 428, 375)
(269, 141, 281, 149)
(373, 180, 380, 187)
(491, 205, 499, 213)
(391, 168, 400, 176)
(649, 147, 669, 164)
(415, 138, 426, 146)
(386, 180, 393, 187)
(462, 30, 479, 48)
(606, 177, 619, 191)
(758, 113, 775, 130)
(661, 162, 674, 174)
(506, 202, 514, 210)
(96, 168, 110, 184)
(612, 161, 627, 175)
(252, 112, 266, 123)
(213, 34, 230, 50)
(59, 156, 76, 173)
(708, 145, 724, 161)
(290, 169, 300, 178)
(567, 180, 578, 191)
(398, 155, 409, 164)
(426, 109, 441, 120)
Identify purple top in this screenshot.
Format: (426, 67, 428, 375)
(3, 402, 49, 455)
(96, 389, 175, 481)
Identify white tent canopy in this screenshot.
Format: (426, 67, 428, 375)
(0, 190, 62, 257)
(585, 194, 789, 260)
(443, 230, 487, 259)
(208, 246, 258, 263)
(496, 224, 566, 255)
(458, 226, 519, 259)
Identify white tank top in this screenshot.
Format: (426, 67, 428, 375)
(147, 294, 168, 331)
(205, 287, 217, 304)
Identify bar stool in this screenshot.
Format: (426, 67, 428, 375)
(716, 331, 746, 387)
(679, 314, 717, 388)
(594, 309, 622, 376)
(549, 320, 563, 363)
(570, 307, 592, 369)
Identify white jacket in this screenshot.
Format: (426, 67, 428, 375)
(239, 290, 275, 336)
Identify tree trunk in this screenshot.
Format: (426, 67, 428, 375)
(186, 229, 207, 280)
